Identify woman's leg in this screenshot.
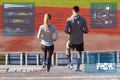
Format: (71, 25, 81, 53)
(47, 45, 54, 72)
(41, 44, 47, 67)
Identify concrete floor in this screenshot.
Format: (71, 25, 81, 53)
(0, 64, 120, 80)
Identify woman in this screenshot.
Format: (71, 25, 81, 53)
(37, 13, 58, 72)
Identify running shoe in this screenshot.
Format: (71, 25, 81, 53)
(68, 63, 73, 70)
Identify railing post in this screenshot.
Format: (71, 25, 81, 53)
(36, 53, 39, 65)
(52, 52, 56, 66)
(20, 53, 22, 65)
(5, 54, 8, 65)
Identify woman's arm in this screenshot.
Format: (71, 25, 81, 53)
(53, 27, 58, 41)
(37, 26, 43, 39)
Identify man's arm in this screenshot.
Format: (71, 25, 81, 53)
(83, 19, 89, 33)
(64, 20, 71, 34)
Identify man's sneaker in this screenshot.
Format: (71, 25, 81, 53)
(76, 69, 82, 72)
(68, 63, 73, 70)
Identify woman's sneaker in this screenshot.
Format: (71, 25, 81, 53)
(47, 64, 51, 72)
(42, 62, 46, 68)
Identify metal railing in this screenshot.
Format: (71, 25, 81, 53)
(0, 50, 120, 66)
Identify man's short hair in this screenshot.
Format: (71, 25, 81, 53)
(72, 6, 79, 13)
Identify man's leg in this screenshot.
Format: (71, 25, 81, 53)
(76, 51, 82, 71)
(66, 48, 71, 64)
(66, 48, 73, 70)
(76, 43, 84, 71)
(66, 40, 73, 70)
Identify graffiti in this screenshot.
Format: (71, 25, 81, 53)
(2, 3, 35, 36)
(90, 3, 117, 28)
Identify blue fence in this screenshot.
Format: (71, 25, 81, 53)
(0, 51, 120, 73)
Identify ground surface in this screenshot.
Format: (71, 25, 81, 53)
(0, 65, 120, 80)
(0, 31, 120, 52)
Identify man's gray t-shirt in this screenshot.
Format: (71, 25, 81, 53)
(64, 13, 89, 44)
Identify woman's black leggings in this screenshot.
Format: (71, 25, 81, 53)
(41, 44, 54, 68)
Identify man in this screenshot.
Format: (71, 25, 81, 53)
(64, 6, 89, 71)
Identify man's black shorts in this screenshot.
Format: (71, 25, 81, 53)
(69, 43, 84, 51)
